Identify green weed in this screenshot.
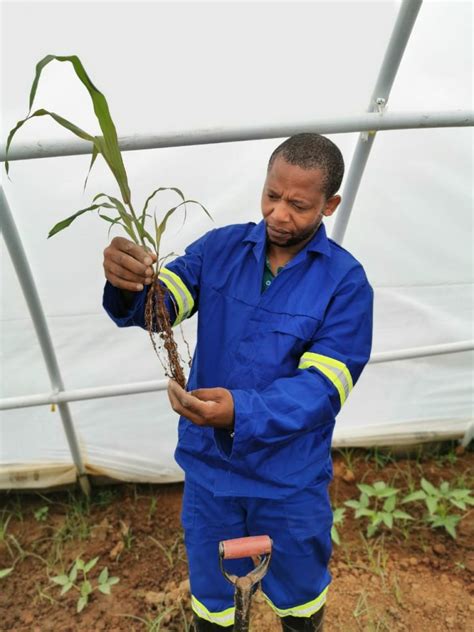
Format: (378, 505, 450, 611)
(402, 478, 474, 538)
(345, 481, 413, 537)
(51, 556, 119, 613)
(331, 507, 345, 545)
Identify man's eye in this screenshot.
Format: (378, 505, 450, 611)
(267, 193, 277, 199)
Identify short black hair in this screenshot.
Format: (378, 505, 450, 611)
(268, 133, 344, 198)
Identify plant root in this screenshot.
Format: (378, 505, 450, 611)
(145, 274, 186, 389)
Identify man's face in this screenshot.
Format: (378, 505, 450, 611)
(261, 155, 341, 249)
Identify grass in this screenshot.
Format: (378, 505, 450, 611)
(335, 447, 360, 472)
(352, 589, 392, 631)
(118, 603, 192, 632)
(148, 532, 184, 569)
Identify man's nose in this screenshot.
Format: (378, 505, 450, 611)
(271, 201, 291, 223)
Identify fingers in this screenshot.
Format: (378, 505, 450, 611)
(190, 388, 224, 402)
(103, 237, 157, 290)
(167, 380, 212, 426)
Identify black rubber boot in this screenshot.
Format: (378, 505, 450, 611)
(280, 605, 325, 631)
(192, 614, 233, 631)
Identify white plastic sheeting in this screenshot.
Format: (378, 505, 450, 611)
(1, 1, 473, 488)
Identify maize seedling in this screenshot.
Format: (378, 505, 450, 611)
(5, 55, 212, 387)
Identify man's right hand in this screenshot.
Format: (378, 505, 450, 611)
(103, 237, 157, 291)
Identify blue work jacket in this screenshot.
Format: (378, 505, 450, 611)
(103, 220, 373, 499)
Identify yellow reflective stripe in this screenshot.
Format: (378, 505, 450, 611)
(262, 586, 328, 618)
(191, 595, 234, 627)
(299, 352, 353, 406)
(158, 267, 194, 326)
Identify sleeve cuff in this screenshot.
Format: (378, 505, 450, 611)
(102, 281, 146, 325)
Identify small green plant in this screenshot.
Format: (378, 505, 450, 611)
(120, 521, 134, 550)
(331, 507, 345, 545)
(0, 568, 13, 579)
(149, 532, 184, 569)
(402, 477, 474, 538)
(93, 488, 117, 507)
(51, 556, 119, 613)
(148, 497, 158, 520)
(0, 512, 12, 541)
(119, 608, 175, 632)
(345, 481, 413, 537)
(34, 506, 49, 522)
(6, 55, 211, 388)
(335, 447, 358, 473)
(364, 447, 394, 471)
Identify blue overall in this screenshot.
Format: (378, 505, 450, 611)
(103, 220, 373, 625)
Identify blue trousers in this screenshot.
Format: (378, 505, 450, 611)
(181, 478, 332, 627)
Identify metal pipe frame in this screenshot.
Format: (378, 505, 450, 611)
(1, 341, 472, 411)
(0, 187, 90, 495)
(1, 0, 472, 474)
(1, 110, 471, 164)
(332, 0, 424, 244)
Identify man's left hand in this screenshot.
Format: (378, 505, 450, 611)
(167, 380, 235, 430)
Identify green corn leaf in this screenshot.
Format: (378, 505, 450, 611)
(331, 526, 340, 545)
(51, 574, 69, 586)
(155, 200, 212, 255)
(83, 143, 99, 192)
(28, 55, 131, 205)
(98, 214, 128, 240)
(5, 108, 94, 176)
(141, 186, 186, 225)
(93, 193, 138, 243)
(92, 134, 130, 205)
(48, 203, 108, 238)
(98, 567, 109, 584)
(0, 568, 13, 579)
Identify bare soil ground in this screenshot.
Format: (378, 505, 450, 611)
(1, 446, 473, 631)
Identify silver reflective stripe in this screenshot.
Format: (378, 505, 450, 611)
(313, 357, 351, 401)
(159, 269, 191, 321)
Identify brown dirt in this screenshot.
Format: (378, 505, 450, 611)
(1, 447, 473, 631)
(145, 274, 186, 388)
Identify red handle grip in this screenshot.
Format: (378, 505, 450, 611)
(219, 535, 272, 560)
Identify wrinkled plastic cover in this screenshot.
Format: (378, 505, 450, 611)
(1, 2, 472, 488)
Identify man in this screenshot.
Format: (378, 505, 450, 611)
(103, 133, 373, 631)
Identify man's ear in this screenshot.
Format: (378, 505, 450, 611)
(323, 195, 341, 217)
